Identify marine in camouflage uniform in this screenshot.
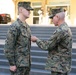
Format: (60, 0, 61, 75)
(32, 8, 72, 75)
(4, 2, 33, 75)
(36, 23, 72, 75)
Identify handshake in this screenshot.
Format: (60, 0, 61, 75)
(31, 36, 38, 42)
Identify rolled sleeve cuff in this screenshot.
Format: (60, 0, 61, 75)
(36, 39, 41, 43)
(8, 59, 15, 66)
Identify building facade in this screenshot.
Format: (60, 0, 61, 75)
(12, 0, 76, 26)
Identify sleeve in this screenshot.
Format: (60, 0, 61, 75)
(36, 29, 64, 51)
(4, 25, 18, 65)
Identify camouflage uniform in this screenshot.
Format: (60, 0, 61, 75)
(36, 23, 72, 74)
(51, 71, 68, 75)
(4, 18, 31, 75)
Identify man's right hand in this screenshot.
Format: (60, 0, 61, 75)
(10, 65, 17, 72)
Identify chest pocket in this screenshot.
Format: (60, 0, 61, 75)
(21, 29, 28, 37)
(19, 28, 29, 47)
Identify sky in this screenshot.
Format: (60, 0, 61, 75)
(0, 0, 15, 19)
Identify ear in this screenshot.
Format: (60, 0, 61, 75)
(56, 15, 59, 18)
(57, 15, 60, 20)
(19, 7, 23, 13)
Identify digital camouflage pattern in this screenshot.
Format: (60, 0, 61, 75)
(51, 71, 68, 75)
(36, 22, 72, 73)
(4, 18, 31, 68)
(18, 2, 33, 10)
(49, 8, 64, 18)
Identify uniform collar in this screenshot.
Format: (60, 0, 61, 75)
(59, 22, 66, 28)
(17, 18, 27, 27)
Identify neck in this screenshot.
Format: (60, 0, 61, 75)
(58, 20, 65, 26)
(18, 14, 26, 23)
